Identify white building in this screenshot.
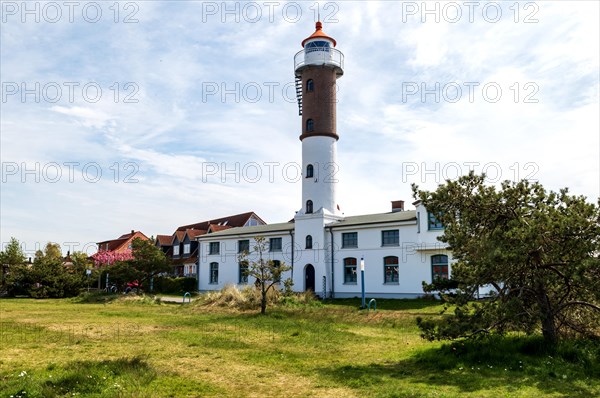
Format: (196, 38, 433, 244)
(197, 22, 452, 298)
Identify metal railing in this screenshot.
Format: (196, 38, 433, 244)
(294, 47, 344, 73)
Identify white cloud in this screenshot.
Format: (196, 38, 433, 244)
(1, 1, 598, 253)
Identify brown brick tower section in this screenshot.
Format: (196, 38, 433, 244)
(300, 66, 338, 141)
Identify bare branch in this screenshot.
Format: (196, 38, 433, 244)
(554, 301, 600, 315)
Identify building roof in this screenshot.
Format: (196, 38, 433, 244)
(329, 210, 417, 228)
(185, 229, 207, 239)
(198, 222, 295, 239)
(97, 231, 149, 252)
(197, 211, 417, 240)
(174, 231, 185, 242)
(175, 211, 265, 232)
(302, 21, 337, 47)
(155, 235, 173, 246)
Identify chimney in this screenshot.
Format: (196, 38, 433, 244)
(391, 200, 405, 212)
(131, 230, 135, 234)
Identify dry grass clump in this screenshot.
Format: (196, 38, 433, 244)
(201, 284, 282, 310)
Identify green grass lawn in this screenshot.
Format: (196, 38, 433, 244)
(0, 296, 598, 397)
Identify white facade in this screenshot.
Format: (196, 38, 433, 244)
(197, 23, 452, 298)
(197, 202, 451, 298)
(300, 136, 341, 218)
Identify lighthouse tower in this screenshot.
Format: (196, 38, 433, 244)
(293, 22, 344, 295)
(294, 21, 344, 218)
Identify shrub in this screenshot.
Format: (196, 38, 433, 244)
(152, 276, 197, 294)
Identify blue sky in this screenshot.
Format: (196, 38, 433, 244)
(1, 1, 599, 256)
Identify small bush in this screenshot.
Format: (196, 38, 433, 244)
(152, 276, 197, 294)
(202, 284, 266, 310)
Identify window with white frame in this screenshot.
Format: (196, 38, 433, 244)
(343, 257, 357, 284)
(209, 242, 220, 255)
(269, 238, 282, 252)
(431, 255, 449, 280)
(384, 256, 399, 284)
(183, 243, 190, 255)
(238, 240, 250, 254)
(342, 232, 358, 248)
(239, 261, 248, 284)
(209, 262, 219, 284)
(428, 212, 444, 230)
(381, 230, 399, 246)
(173, 245, 180, 256)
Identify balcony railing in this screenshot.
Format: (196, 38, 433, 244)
(294, 47, 344, 75)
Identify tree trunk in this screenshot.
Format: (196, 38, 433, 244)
(536, 284, 558, 347)
(541, 312, 557, 346)
(261, 293, 267, 314)
(261, 286, 267, 314)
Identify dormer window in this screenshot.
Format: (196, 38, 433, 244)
(306, 79, 314, 92)
(306, 119, 314, 132)
(306, 164, 314, 178)
(306, 200, 313, 214)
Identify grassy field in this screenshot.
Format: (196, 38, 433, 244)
(0, 296, 598, 397)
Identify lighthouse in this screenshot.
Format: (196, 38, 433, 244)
(294, 21, 344, 218)
(293, 22, 345, 296)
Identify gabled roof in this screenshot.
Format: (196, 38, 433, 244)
(156, 235, 173, 246)
(175, 211, 266, 232)
(185, 229, 207, 239)
(207, 224, 232, 233)
(97, 231, 149, 252)
(174, 231, 185, 242)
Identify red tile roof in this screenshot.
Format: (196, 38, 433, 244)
(207, 224, 232, 233)
(156, 235, 173, 246)
(97, 231, 149, 252)
(185, 229, 207, 239)
(174, 231, 185, 242)
(156, 212, 266, 248)
(175, 211, 265, 232)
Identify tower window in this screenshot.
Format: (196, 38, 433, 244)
(306, 79, 314, 92)
(306, 164, 314, 178)
(306, 119, 314, 132)
(305, 235, 313, 249)
(306, 200, 313, 214)
(306, 40, 331, 53)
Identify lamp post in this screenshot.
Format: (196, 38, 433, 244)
(360, 256, 365, 309)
